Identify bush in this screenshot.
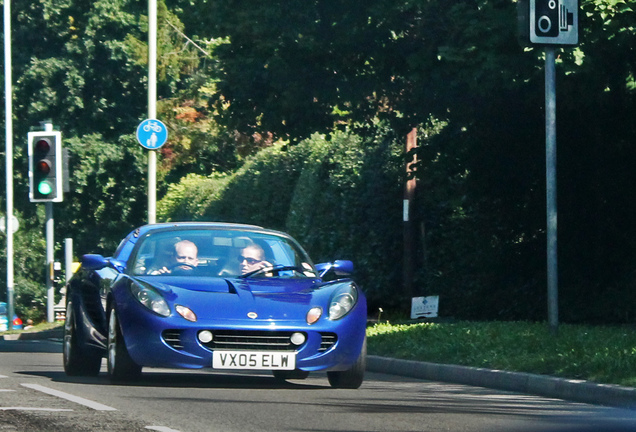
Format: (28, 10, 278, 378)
(205, 143, 310, 229)
(157, 129, 406, 309)
(158, 173, 230, 221)
(287, 129, 404, 308)
(13, 277, 48, 323)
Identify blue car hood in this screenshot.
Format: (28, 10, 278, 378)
(134, 276, 325, 321)
(136, 275, 238, 293)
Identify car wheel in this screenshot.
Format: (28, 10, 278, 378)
(327, 337, 366, 389)
(63, 301, 101, 376)
(107, 306, 141, 381)
(272, 369, 310, 381)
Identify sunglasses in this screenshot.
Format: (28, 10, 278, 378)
(238, 256, 261, 265)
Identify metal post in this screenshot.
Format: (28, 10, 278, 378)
(45, 202, 54, 322)
(147, 0, 157, 224)
(59, 238, 73, 319)
(64, 238, 73, 284)
(545, 47, 559, 335)
(4, 0, 15, 329)
(403, 128, 417, 300)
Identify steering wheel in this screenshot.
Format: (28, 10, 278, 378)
(168, 263, 196, 274)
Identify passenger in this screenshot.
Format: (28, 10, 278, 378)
(238, 244, 271, 275)
(150, 240, 199, 275)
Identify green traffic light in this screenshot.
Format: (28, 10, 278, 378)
(37, 180, 53, 195)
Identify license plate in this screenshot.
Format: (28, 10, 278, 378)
(213, 351, 296, 370)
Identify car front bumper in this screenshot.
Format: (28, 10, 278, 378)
(116, 295, 367, 372)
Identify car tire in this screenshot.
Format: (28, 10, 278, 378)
(327, 337, 366, 389)
(63, 301, 102, 376)
(272, 369, 310, 381)
(107, 306, 142, 381)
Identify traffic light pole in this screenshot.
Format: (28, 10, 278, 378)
(4, 0, 15, 330)
(147, 0, 157, 224)
(45, 202, 55, 322)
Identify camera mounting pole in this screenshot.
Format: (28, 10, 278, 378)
(545, 47, 558, 335)
(518, 0, 579, 335)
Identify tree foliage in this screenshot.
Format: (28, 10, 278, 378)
(1, 0, 237, 314)
(180, 0, 539, 142)
(55, 134, 149, 255)
(13, 0, 146, 139)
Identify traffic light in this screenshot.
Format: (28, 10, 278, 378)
(518, 0, 578, 46)
(28, 131, 63, 202)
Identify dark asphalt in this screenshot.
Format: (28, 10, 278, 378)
(5, 326, 636, 409)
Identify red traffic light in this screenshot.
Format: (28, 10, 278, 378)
(35, 138, 51, 153)
(36, 159, 52, 174)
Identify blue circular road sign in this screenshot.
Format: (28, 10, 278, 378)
(136, 119, 168, 150)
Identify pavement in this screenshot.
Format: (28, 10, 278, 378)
(2, 326, 64, 341)
(367, 356, 636, 409)
(4, 326, 636, 409)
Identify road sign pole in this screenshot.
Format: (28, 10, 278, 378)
(147, 0, 157, 224)
(545, 47, 558, 335)
(137, 117, 168, 227)
(148, 150, 157, 224)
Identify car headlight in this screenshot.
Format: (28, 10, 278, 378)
(328, 283, 358, 320)
(130, 281, 170, 317)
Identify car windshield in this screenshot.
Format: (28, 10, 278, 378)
(129, 228, 316, 278)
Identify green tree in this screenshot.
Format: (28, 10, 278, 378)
(13, 0, 147, 139)
(55, 134, 148, 255)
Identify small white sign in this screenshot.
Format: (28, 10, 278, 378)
(411, 296, 439, 319)
(0, 215, 19, 234)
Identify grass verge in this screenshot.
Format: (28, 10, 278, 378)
(0, 321, 63, 335)
(367, 321, 636, 387)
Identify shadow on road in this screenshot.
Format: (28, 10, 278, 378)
(18, 368, 326, 390)
(0, 338, 62, 353)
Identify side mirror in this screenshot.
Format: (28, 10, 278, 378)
(316, 260, 354, 278)
(81, 254, 126, 272)
(81, 254, 109, 270)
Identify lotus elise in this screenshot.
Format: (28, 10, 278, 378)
(63, 222, 367, 388)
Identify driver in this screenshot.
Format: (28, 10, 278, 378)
(150, 240, 199, 275)
(238, 244, 271, 275)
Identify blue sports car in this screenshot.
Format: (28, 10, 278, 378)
(63, 222, 367, 388)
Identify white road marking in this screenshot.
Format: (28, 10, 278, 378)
(0, 375, 8, 378)
(21, 383, 117, 411)
(145, 427, 182, 432)
(0, 407, 73, 412)
(0, 389, 15, 392)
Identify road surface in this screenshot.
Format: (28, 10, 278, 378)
(1, 338, 635, 431)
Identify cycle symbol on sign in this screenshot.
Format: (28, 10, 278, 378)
(143, 121, 164, 133)
(136, 119, 168, 150)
